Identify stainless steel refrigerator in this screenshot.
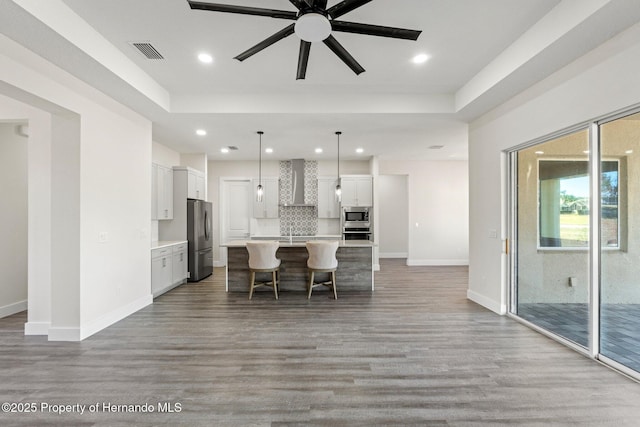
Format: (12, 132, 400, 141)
(187, 199, 213, 281)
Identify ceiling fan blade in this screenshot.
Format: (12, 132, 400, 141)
(288, 0, 306, 10)
(326, 0, 372, 19)
(234, 24, 295, 62)
(308, 0, 328, 8)
(296, 41, 311, 80)
(331, 21, 422, 41)
(188, 1, 297, 20)
(323, 35, 365, 75)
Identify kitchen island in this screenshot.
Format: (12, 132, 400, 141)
(221, 240, 374, 294)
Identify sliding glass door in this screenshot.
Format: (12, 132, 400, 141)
(513, 129, 591, 348)
(599, 111, 640, 373)
(510, 110, 640, 377)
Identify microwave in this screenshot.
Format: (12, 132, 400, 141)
(343, 207, 369, 223)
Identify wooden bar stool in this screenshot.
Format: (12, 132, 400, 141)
(306, 240, 339, 299)
(246, 241, 281, 300)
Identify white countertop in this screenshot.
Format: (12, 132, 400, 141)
(221, 239, 374, 248)
(151, 240, 188, 250)
(250, 234, 341, 240)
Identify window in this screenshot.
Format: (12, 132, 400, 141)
(538, 159, 619, 248)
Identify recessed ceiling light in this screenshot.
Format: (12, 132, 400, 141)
(625, 149, 633, 154)
(356, 148, 364, 154)
(583, 150, 590, 154)
(198, 53, 213, 64)
(412, 53, 430, 64)
(535, 151, 544, 155)
(196, 129, 207, 136)
(265, 148, 273, 154)
(315, 148, 323, 154)
(220, 147, 229, 153)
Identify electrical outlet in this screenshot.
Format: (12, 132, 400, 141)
(98, 232, 109, 243)
(569, 277, 577, 287)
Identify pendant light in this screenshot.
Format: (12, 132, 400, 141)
(335, 131, 342, 202)
(256, 131, 264, 202)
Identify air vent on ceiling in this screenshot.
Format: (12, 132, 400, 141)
(130, 42, 164, 60)
(429, 145, 444, 150)
(228, 146, 239, 151)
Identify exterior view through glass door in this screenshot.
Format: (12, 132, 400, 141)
(513, 129, 591, 348)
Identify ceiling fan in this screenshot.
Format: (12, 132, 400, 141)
(187, 0, 422, 79)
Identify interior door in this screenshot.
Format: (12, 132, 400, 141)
(223, 180, 251, 241)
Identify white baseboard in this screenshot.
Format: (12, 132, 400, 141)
(379, 252, 408, 259)
(25, 321, 51, 335)
(48, 327, 81, 341)
(406, 258, 469, 266)
(0, 299, 27, 319)
(467, 289, 507, 315)
(79, 294, 153, 341)
(48, 294, 153, 342)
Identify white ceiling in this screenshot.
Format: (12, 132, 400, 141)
(4, 0, 640, 161)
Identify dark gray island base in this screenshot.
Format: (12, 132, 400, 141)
(222, 240, 374, 294)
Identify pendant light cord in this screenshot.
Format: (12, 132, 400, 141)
(258, 131, 263, 187)
(336, 131, 341, 179)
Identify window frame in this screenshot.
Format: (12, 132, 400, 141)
(536, 157, 621, 251)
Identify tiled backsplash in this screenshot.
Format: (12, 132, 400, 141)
(279, 206, 317, 236)
(279, 160, 318, 236)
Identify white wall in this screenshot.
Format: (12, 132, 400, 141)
(379, 160, 469, 266)
(468, 22, 640, 314)
(0, 122, 28, 318)
(180, 153, 207, 173)
(78, 107, 152, 340)
(152, 140, 180, 167)
(0, 34, 153, 340)
(378, 175, 408, 258)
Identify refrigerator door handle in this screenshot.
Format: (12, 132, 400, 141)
(204, 209, 210, 240)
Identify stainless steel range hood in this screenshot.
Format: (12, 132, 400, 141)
(282, 159, 315, 206)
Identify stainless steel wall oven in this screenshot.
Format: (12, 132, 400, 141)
(342, 207, 372, 241)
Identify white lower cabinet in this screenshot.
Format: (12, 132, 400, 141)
(172, 243, 188, 285)
(151, 241, 188, 297)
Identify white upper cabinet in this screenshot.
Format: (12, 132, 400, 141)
(252, 177, 279, 218)
(340, 175, 373, 207)
(153, 163, 173, 220)
(187, 169, 206, 200)
(317, 177, 340, 218)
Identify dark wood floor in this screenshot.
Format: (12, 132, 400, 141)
(2, 259, 640, 426)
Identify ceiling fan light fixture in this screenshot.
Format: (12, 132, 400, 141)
(294, 13, 331, 42)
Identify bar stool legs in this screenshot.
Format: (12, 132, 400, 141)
(307, 268, 337, 299)
(249, 268, 279, 300)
